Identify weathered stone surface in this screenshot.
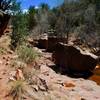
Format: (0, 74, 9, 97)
(0, 60, 3, 64)
(39, 62, 100, 100)
(52, 43, 98, 75)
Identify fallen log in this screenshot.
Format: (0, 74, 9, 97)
(52, 43, 99, 76)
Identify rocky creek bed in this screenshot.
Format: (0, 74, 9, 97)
(0, 48, 100, 100)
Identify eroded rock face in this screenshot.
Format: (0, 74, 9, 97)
(37, 36, 67, 50)
(52, 43, 98, 75)
(47, 37, 67, 52)
(38, 39, 48, 49)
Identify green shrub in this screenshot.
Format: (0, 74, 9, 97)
(17, 45, 41, 64)
(11, 59, 27, 70)
(11, 13, 28, 50)
(8, 79, 39, 100)
(0, 47, 6, 54)
(8, 80, 28, 100)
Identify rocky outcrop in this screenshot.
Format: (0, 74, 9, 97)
(47, 37, 67, 52)
(37, 34, 48, 49)
(52, 43, 98, 76)
(0, 10, 10, 37)
(37, 35, 67, 51)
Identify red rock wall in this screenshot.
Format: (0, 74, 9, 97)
(52, 43, 97, 74)
(0, 13, 10, 37)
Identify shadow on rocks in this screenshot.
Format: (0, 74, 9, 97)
(49, 65, 93, 79)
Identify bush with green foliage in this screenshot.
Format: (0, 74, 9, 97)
(10, 0, 100, 49)
(17, 45, 41, 64)
(28, 6, 37, 31)
(0, 47, 5, 54)
(8, 80, 29, 100)
(11, 13, 28, 50)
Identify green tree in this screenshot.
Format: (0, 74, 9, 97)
(11, 12, 28, 50)
(0, 0, 20, 13)
(55, 1, 79, 42)
(39, 3, 49, 11)
(28, 6, 37, 31)
(32, 3, 50, 35)
(0, 0, 20, 36)
(0, 0, 12, 11)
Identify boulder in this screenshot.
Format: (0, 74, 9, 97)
(47, 37, 67, 52)
(38, 39, 48, 49)
(37, 34, 48, 49)
(52, 43, 98, 75)
(37, 35, 67, 50)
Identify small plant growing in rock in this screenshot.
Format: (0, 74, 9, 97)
(0, 47, 6, 54)
(16, 45, 41, 64)
(8, 80, 28, 100)
(11, 59, 27, 70)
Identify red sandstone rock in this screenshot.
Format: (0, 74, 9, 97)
(52, 43, 98, 74)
